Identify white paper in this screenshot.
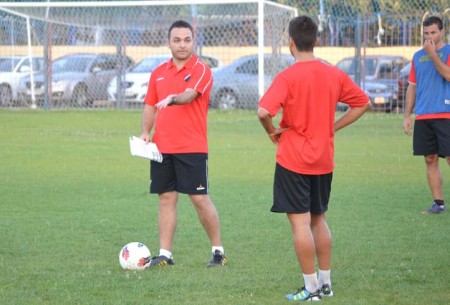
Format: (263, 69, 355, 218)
(129, 136, 163, 163)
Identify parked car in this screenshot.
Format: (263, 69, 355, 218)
(107, 54, 220, 104)
(199, 55, 220, 70)
(395, 62, 411, 109)
(107, 55, 169, 104)
(18, 53, 134, 106)
(336, 55, 409, 104)
(336, 81, 393, 112)
(210, 54, 294, 109)
(0, 56, 44, 106)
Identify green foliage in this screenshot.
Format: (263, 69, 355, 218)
(0, 110, 449, 305)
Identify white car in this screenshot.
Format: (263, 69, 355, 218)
(0, 56, 44, 106)
(108, 54, 220, 104)
(107, 55, 169, 104)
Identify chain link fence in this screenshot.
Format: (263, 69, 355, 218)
(0, 0, 449, 111)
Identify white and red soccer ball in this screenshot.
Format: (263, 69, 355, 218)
(119, 242, 151, 270)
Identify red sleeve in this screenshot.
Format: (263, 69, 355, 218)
(408, 60, 416, 84)
(188, 61, 213, 95)
(338, 73, 369, 108)
(143, 71, 158, 106)
(258, 74, 289, 118)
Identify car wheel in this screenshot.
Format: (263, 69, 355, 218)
(216, 89, 238, 109)
(0, 85, 13, 106)
(72, 85, 89, 107)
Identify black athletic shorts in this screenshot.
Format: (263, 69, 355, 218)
(271, 163, 333, 215)
(413, 119, 450, 158)
(150, 153, 209, 195)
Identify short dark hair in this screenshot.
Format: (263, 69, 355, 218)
(423, 16, 443, 30)
(288, 16, 318, 52)
(168, 20, 194, 39)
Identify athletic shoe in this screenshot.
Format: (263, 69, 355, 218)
(207, 250, 227, 268)
(320, 284, 333, 297)
(426, 203, 446, 214)
(149, 255, 174, 267)
(286, 287, 322, 301)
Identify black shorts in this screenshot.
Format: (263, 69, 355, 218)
(150, 153, 209, 195)
(271, 163, 333, 215)
(413, 119, 450, 158)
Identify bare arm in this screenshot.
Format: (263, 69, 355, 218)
(171, 88, 199, 105)
(257, 108, 289, 144)
(402, 83, 416, 135)
(140, 104, 157, 143)
(155, 89, 199, 109)
(424, 40, 450, 81)
(334, 102, 371, 132)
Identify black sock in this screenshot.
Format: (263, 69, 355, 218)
(434, 199, 445, 206)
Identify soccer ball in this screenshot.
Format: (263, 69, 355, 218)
(119, 242, 151, 270)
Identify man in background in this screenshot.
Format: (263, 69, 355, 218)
(403, 15, 450, 214)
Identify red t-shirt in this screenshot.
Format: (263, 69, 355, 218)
(259, 60, 368, 175)
(144, 55, 213, 153)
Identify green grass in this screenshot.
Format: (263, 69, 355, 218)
(0, 110, 449, 305)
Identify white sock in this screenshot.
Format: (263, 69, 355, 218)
(318, 269, 331, 288)
(212, 246, 224, 254)
(303, 273, 319, 293)
(159, 249, 172, 258)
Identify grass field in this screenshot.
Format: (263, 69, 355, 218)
(0, 110, 449, 305)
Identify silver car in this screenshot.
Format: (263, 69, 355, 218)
(18, 53, 134, 107)
(336, 55, 409, 101)
(0, 56, 44, 106)
(336, 81, 393, 112)
(210, 54, 294, 109)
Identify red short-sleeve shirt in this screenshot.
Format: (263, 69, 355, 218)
(144, 55, 213, 153)
(259, 60, 368, 175)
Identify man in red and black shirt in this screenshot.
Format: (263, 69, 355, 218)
(140, 20, 226, 268)
(258, 16, 370, 301)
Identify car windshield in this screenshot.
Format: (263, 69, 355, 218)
(0, 58, 20, 72)
(131, 57, 169, 73)
(337, 58, 377, 76)
(400, 62, 411, 74)
(200, 56, 219, 68)
(52, 57, 92, 73)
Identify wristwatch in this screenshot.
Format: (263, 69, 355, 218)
(169, 97, 177, 106)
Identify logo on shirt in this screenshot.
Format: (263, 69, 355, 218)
(184, 74, 191, 82)
(419, 53, 443, 62)
(445, 99, 450, 105)
(156, 77, 164, 81)
(196, 184, 205, 191)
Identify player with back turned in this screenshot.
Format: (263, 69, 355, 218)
(258, 15, 370, 301)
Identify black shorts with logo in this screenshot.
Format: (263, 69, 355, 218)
(150, 153, 209, 195)
(413, 119, 450, 158)
(271, 163, 333, 215)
